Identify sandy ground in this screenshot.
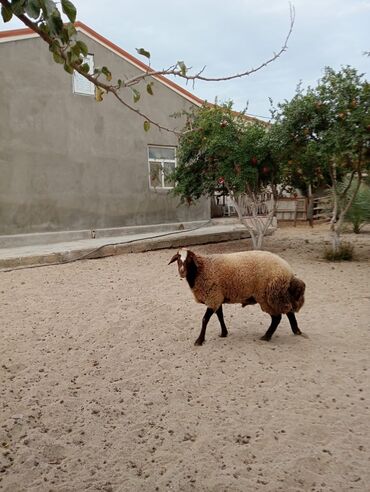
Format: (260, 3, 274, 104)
(1, 224, 369, 492)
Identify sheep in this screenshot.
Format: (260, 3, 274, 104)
(169, 248, 306, 345)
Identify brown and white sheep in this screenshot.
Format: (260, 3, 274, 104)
(169, 248, 306, 345)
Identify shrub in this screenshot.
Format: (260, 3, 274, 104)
(345, 181, 370, 234)
(323, 242, 354, 261)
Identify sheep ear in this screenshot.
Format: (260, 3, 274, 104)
(187, 250, 199, 266)
(168, 253, 179, 265)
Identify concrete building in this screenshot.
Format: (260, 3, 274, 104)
(0, 22, 210, 238)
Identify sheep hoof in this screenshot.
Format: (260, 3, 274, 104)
(219, 332, 228, 338)
(260, 334, 271, 342)
(194, 338, 204, 346)
(298, 331, 309, 339)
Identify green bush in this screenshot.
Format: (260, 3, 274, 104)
(323, 242, 354, 261)
(345, 180, 370, 234)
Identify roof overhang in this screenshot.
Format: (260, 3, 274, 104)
(0, 26, 39, 43)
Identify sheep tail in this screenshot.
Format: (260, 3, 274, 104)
(265, 277, 293, 314)
(288, 276, 305, 312)
(265, 275, 305, 315)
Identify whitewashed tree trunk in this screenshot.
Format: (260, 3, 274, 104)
(329, 162, 362, 253)
(228, 189, 277, 250)
(230, 195, 258, 249)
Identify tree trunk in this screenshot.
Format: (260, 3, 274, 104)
(256, 232, 265, 250)
(228, 190, 277, 250)
(230, 196, 258, 249)
(329, 162, 362, 253)
(330, 226, 341, 253)
(307, 183, 314, 227)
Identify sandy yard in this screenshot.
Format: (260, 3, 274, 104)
(1, 224, 369, 492)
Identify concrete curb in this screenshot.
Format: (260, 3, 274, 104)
(0, 220, 210, 248)
(0, 227, 269, 270)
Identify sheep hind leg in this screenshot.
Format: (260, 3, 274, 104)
(194, 307, 214, 346)
(260, 314, 282, 341)
(286, 311, 302, 335)
(216, 305, 228, 338)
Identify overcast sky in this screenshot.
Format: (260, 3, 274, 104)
(2, 0, 369, 120)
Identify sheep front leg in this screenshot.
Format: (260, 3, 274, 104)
(286, 311, 302, 335)
(216, 305, 228, 338)
(194, 308, 214, 346)
(260, 314, 282, 341)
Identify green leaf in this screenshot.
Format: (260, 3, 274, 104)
(65, 22, 77, 38)
(38, 22, 50, 36)
(25, 0, 41, 19)
(39, 0, 58, 17)
(101, 66, 112, 82)
(177, 61, 187, 76)
(63, 62, 74, 74)
(60, 23, 77, 44)
(117, 79, 123, 88)
(9, 0, 26, 16)
(146, 82, 154, 96)
(144, 121, 150, 132)
(1, 5, 13, 22)
(75, 40, 88, 57)
(61, 0, 77, 23)
(67, 48, 80, 65)
(95, 86, 104, 102)
(80, 63, 90, 74)
(48, 11, 63, 35)
(48, 39, 61, 53)
(132, 88, 140, 103)
(136, 48, 151, 59)
(52, 51, 64, 64)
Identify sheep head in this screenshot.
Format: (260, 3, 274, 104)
(168, 248, 199, 279)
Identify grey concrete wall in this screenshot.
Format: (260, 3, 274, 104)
(0, 34, 210, 235)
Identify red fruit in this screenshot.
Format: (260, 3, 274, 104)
(262, 166, 269, 175)
(218, 177, 225, 185)
(251, 157, 258, 165)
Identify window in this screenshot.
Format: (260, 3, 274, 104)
(73, 54, 95, 96)
(148, 146, 176, 189)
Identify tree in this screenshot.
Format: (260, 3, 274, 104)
(344, 177, 370, 233)
(0, 0, 295, 134)
(272, 66, 370, 252)
(172, 103, 281, 249)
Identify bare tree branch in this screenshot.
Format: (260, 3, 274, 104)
(172, 3, 295, 83)
(93, 4, 295, 87)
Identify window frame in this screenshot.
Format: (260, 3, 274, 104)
(72, 54, 95, 96)
(147, 145, 177, 190)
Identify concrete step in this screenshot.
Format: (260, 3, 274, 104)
(0, 222, 275, 270)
